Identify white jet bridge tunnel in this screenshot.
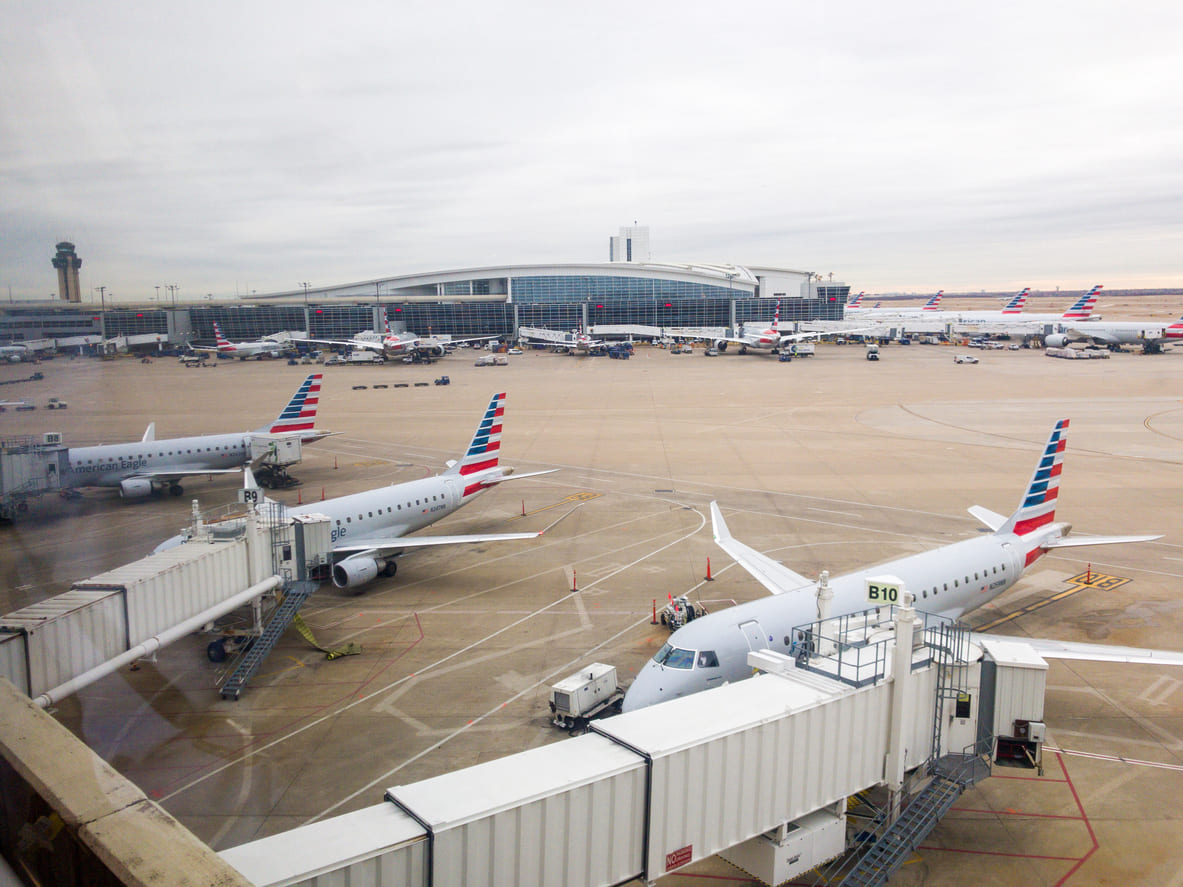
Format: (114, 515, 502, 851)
(221, 598, 1050, 887)
(0, 502, 335, 707)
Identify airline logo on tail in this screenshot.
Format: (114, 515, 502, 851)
(1061, 285, 1102, 320)
(267, 373, 322, 434)
(1002, 287, 1030, 314)
(456, 392, 506, 498)
(213, 322, 233, 349)
(1166, 316, 1183, 340)
(923, 291, 943, 310)
(847, 292, 865, 308)
(1012, 418, 1068, 562)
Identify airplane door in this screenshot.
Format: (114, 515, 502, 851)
(738, 619, 769, 653)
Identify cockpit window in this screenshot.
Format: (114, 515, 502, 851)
(654, 643, 696, 669)
(697, 650, 719, 668)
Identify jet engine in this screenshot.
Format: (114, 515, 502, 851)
(119, 477, 155, 499)
(332, 556, 396, 589)
(1043, 333, 1070, 348)
(714, 340, 728, 352)
(426, 344, 446, 358)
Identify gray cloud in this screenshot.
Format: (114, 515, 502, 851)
(2, 0, 1181, 301)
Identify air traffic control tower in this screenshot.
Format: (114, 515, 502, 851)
(52, 241, 82, 302)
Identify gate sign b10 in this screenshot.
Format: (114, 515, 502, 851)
(866, 578, 902, 604)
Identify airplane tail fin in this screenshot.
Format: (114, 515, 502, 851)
(1000, 418, 1068, 539)
(444, 392, 506, 491)
(259, 373, 323, 435)
(923, 291, 943, 310)
(772, 300, 781, 334)
(848, 292, 864, 308)
(213, 322, 231, 348)
(1002, 287, 1030, 314)
(985, 418, 1160, 563)
(1061, 285, 1102, 320)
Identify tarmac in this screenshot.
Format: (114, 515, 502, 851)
(1, 323, 1182, 886)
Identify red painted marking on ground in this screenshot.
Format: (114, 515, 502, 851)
(920, 753, 1098, 882)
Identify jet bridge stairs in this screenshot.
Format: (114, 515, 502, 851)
(803, 619, 992, 887)
(219, 579, 318, 700)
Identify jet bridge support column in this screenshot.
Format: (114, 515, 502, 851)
(815, 571, 835, 657)
(885, 590, 916, 823)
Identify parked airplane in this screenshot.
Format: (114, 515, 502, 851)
(518, 325, 606, 354)
(981, 285, 1102, 325)
(191, 323, 289, 360)
(0, 343, 29, 362)
(159, 392, 559, 591)
(665, 302, 865, 355)
(859, 286, 1103, 338)
(1045, 313, 1183, 354)
(622, 419, 1171, 711)
(845, 292, 943, 316)
(64, 373, 330, 498)
(312, 322, 495, 361)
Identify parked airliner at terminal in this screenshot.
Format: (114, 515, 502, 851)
(623, 419, 1177, 711)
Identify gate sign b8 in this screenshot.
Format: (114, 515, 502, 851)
(865, 578, 902, 604)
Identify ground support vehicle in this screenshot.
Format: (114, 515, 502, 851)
(548, 663, 624, 732)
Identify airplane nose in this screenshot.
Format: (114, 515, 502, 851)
(621, 662, 664, 713)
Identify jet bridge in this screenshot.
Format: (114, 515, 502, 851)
(221, 596, 1050, 887)
(0, 434, 69, 518)
(0, 503, 334, 707)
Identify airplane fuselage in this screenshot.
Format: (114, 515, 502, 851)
(66, 432, 252, 490)
(623, 530, 1027, 710)
(288, 473, 470, 544)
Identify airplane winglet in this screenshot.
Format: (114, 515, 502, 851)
(709, 501, 815, 596)
(142, 422, 156, 443)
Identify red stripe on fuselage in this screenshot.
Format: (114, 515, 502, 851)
(460, 458, 498, 475)
(462, 482, 490, 497)
(1024, 548, 1046, 566)
(270, 422, 315, 432)
(1013, 512, 1055, 536)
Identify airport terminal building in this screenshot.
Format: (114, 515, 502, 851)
(3, 232, 849, 348)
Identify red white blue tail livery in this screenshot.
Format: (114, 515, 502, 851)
(1061, 285, 1102, 320)
(1001, 288, 1029, 314)
(261, 372, 325, 439)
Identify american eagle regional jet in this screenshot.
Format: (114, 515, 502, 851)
(623, 419, 1179, 711)
(158, 392, 559, 591)
(65, 373, 329, 498)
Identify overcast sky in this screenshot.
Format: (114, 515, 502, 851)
(2, 1, 1181, 302)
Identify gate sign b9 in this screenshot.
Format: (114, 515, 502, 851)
(866, 578, 902, 604)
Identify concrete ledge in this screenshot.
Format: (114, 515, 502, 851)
(0, 678, 251, 887)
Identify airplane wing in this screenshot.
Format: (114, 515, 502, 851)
(975, 634, 1183, 667)
(777, 327, 875, 344)
(305, 337, 385, 353)
(332, 530, 543, 557)
(131, 467, 243, 479)
(710, 501, 816, 596)
(333, 500, 573, 557)
(519, 327, 575, 346)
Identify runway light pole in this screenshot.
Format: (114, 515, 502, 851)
(300, 281, 310, 307)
